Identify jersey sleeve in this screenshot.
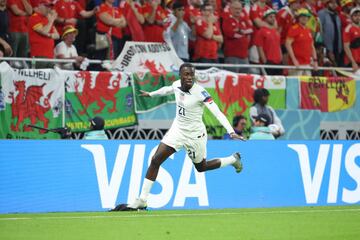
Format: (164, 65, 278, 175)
(204, 100, 234, 134)
(198, 87, 234, 134)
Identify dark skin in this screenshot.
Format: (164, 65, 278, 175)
(139, 66, 243, 181)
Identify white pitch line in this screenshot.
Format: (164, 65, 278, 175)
(0, 208, 359, 221)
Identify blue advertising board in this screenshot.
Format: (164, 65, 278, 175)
(0, 140, 359, 213)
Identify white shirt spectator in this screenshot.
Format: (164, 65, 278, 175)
(54, 41, 78, 70)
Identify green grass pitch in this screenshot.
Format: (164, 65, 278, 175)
(0, 205, 359, 240)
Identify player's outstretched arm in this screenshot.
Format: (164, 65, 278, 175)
(139, 90, 151, 97)
(204, 100, 246, 141)
(139, 86, 174, 97)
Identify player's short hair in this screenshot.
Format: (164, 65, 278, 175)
(253, 88, 270, 104)
(179, 63, 195, 73)
(233, 115, 246, 127)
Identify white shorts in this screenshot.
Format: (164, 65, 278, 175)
(161, 127, 207, 164)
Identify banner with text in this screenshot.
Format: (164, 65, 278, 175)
(64, 70, 137, 131)
(0, 62, 64, 139)
(196, 68, 286, 137)
(0, 140, 358, 213)
(111, 41, 183, 73)
(300, 76, 356, 112)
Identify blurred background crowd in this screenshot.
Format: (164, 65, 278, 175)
(1, 0, 360, 74)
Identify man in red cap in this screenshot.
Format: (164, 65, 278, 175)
(285, 8, 318, 76)
(343, 7, 360, 71)
(28, 0, 59, 68)
(255, 9, 282, 75)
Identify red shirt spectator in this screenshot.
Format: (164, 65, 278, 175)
(97, 3, 113, 33)
(195, 18, 221, 60)
(120, 0, 145, 41)
(112, 7, 124, 39)
(276, 0, 299, 45)
(255, 27, 281, 64)
(28, 11, 58, 58)
(7, 0, 32, 33)
(286, 23, 314, 65)
(250, 0, 271, 29)
(339, 0, 353, 31)
(343, 22, 360, 65)
(222, 8, 253, 59)
(142, 0, 168, 42)
(54, 0, 83, 34)
(184, 3, 201, 25)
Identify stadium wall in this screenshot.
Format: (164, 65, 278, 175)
(0, 140, 359, 213)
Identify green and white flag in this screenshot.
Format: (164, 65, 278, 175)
(132, 71, 178, 113)
(64, 70, 137, 131)
(0, 62, 64, 139)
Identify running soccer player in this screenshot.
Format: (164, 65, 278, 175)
(126, 63, 244, 210)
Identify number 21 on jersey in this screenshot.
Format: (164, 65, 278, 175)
(178, 106, 186, 116)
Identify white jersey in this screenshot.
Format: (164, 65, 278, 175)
(149, 80, 234, 138)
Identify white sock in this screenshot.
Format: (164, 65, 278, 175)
(219, 155, 236, 168)
(139, 178, 154, 201)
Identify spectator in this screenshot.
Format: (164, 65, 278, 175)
(249, 88, 285, 138)
(183, 0, 202, 60)
(28, 0, 59, 68)
(95, 0, 126, 61)
(0, 37, 12, 57)
(249, 0, 272, 72)
(318, 0, 342, 66)
(339, 0, 353, 32)
(285, 8, 318, 76)
(194, 3, 223, 64)
(54, 25, 85, 70)
(111, 5, 127, 57)
(222, 0, 253, 73)
(255, 9, 282, 75)
(84, 116, 108, 140)
(54, 0, 97, 55)
(249, 114, 275, 140)
(0, 0, 13, 57)
(120, 0, 145, 41)
(223, 115, 248, 139)
(165, 1, 193, 62)
(7, 0, 32, 60)
(276, 0, 299, 65)
(343, 7, 360, 71)
(302, 0, 321, 39)
(142, 0, 168, 42)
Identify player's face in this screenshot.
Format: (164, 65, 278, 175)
(180, 66, 195, 91)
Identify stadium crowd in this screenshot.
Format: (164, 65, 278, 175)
(1, 0, 360, 73)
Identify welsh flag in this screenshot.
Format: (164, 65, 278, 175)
(64, 71, 137, 131)
(197, 68, 286, 138)
(132, 71, 177, 112)
(0, 62, 64, 139)
(300, 76, 356, 112)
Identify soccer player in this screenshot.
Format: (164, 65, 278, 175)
(126, 63, 244, 210)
